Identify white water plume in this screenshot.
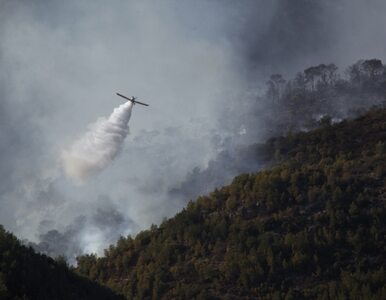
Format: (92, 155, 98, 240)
(62, 101, 133, 182)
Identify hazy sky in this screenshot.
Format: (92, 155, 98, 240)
(1, 0, 386, 261)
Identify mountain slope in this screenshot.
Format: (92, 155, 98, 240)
(77, 108, 386, 299)
(0, 225, 123, 300)
(170, 58, 386, 202)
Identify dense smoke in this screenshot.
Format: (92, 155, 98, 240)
(28, 199, 138, 265)
(62, 101, 133, 182)
(1, 0, 386, 262)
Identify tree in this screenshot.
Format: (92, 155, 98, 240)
(267, 74, 286, 103)
(362, 59, 383, 80)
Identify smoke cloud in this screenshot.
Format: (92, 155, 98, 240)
(1, 0, 386, 262)
(62, 101, 133, 182)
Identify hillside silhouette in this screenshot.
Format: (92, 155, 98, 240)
(0, 225, 123, 300)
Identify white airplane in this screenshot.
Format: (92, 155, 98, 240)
(116, 92, 149, 106)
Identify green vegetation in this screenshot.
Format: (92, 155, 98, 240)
(76, 108, 386, 299)
(0, 225, 123, 300)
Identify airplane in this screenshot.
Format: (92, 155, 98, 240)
(116, 92, 149, 106)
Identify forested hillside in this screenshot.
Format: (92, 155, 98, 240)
(171, 59, 386, 201)
(0, 226, 123, 300)
(76, 108, 386, 299)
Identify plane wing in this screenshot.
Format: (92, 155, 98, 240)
(116, 92, 131, 101)
(132, 100, 149, 106)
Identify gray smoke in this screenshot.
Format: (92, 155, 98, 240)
(1, 0, 386, 261)
(29, 198, 138, 264)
